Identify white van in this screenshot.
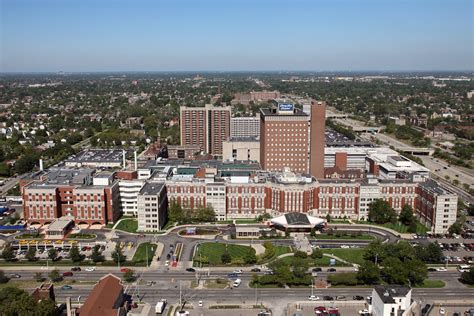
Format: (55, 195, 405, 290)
(233, 278, 241, 287)
(457, 265, 471, 272)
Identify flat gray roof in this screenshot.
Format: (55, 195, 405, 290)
(139, 182, 165, 195)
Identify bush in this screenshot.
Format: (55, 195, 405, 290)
(327, 272, 359, 286)
(294, 250, 308, 259)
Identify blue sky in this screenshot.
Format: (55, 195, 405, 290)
(1, 0, 472, 72)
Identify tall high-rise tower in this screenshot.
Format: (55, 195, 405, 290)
(309, 100, 326, 178)
(260, 100, 309, 174)
(180, 104, 230, 156)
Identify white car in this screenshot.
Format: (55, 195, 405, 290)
(233, 269, 243, 274)
(198, 300, 203, 307)
(308, 295, 320, 301)
(85, 267, 95, 272)
(165, 260, 170, 266)
(435, 267, 447, 272)
(340, 245, 350, 249)
(439, 308, 446, 315)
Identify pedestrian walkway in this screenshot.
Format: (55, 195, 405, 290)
(293, 233, 312, 253)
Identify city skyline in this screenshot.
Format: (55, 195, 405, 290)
(1, 0, 473, 72)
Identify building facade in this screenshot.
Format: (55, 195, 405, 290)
(23, 173, 120, 225)
(230, 114, 260, 139)
(260, 103, 310, 174)
(137, 182, 168, 232)
(180, 104, 231, 156)
(222, 137, 260, 162)
(180, 106, 207, 152)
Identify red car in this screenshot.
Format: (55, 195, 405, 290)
(62, 271, 73, 277)
(120, 268, 131, 273)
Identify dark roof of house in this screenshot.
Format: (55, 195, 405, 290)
(77, 274, 124, 316)
(374, 285, 411, 304)
(284, 212, 310, 225)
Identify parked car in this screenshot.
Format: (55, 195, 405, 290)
(61, 285, 72, 290)
(353, 296, 364, 300)
(323, 296, 334, 301)
(308, 295, 320, 301)
(62, 272, 73, 277)
(71, 267, 81, 271)
(312, 267, 322, 272)
(120, 268, 131, 273)
(251, 268, 261, 272)
(186, 268, 196, 272)
(233, 269, 243, 274)
(327, 268, 337, 272)
(85, 267, 95, 272)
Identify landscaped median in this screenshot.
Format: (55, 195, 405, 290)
(193, 241, 292, 266)
(132, 242, 157, 265)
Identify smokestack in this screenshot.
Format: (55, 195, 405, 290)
(39, 159, 44, 171)
(134, 151, 137, 171)
(122, 150, 126, 170)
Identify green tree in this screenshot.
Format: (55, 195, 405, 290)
(25, 247, 37, 261)
(405, 258, 428, 286)
(1, 243, 15, 261)
(112, 244, 126, 264)
(380, 257, 407, 285)
(14, 151, 40, 174)
(460, 267, 474, 285)
(311, 248, 323, 259)
(123, 269, 136, 282)
(363, 240, 387, 264)
(196, 206, 215, 222)
(390, 241, 416, 262)
(415, 242, 443, 263)
(244, 251, 257, 264)
(36, 298, 57, 316)
(48, 269, 62, 282)
(0, 287, 38, 315)
(90, 245, 105, 263)
(168, 202, 185, 224)
(448, 222, 463, 235)
(47, 248, 58, 261)
(221, 252, 231, 264)
(399, 204, 414, 226)
(294, 250, 308, 259)
(69, 244, 83, 263)
(356, 261, 381, 285)
(368, 200, 397, 224)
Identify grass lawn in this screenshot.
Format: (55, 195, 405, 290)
(314, 234, 374, 240)
(415, 279, 445, 288)
(194, 242, 255, 266)
(277, 255, 349, 267)
(132, 242, 157, 264)
(321, 248, 366, 265)
(67, 233, 96, 239)
(115, 218, 138, 233)
(274, 246, 292, 257)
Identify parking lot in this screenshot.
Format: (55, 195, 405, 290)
(287, 301, 367, 316)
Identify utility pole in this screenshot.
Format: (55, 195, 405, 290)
(179, 281, 182, 309)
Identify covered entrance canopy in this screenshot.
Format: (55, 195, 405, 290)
(270, 212, 326, 232)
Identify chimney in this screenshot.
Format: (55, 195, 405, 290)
(39, 159, 44, 171)
(122, 150, 126, 169)
(134, 151, 137, 171)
